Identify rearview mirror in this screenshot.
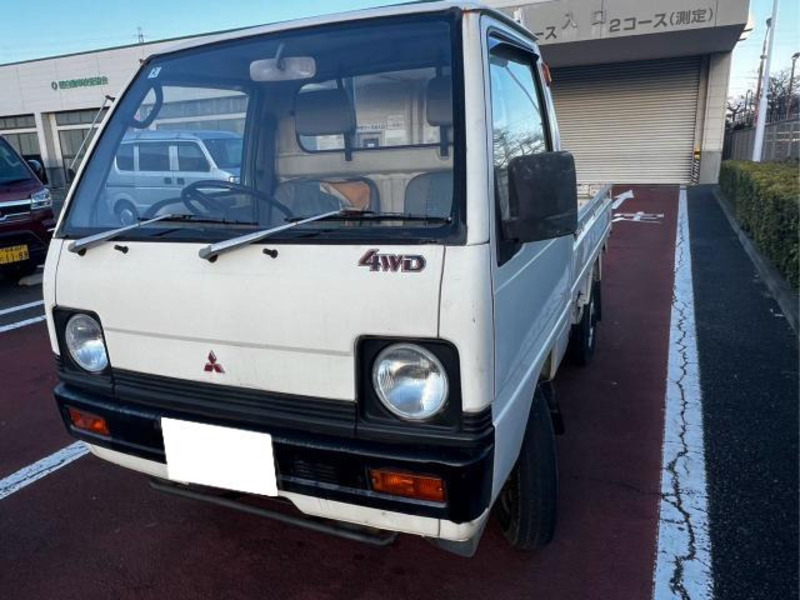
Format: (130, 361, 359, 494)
(250, 57, 316, 82)
(502, 151, 578, 243)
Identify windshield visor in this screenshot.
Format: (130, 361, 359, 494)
(60, 15, 463, 243)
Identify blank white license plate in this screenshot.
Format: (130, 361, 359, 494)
(161, 418, 277, 496)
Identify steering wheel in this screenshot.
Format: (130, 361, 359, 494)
(181, 180, 295, 220)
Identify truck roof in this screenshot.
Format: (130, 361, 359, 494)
(145, 1, 530, 63)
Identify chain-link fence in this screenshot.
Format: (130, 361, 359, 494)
(724, 119, 800, 161)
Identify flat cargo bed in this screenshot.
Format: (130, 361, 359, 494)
(571, 183, 613, 300)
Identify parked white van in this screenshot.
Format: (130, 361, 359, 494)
(44, 1, 612, 556)
(107, 130, 243, 225)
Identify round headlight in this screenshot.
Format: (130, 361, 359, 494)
(65, 314, 108, 373)
(372, 344, 448, 421)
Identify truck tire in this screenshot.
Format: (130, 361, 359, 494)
(495, 387, 558, 551)
(569, 279, 600, 366)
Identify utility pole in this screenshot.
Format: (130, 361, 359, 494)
(787, 52, 800, 120)
(752, 0, 779, 162)
(744, 89, 752, 125)
(754, 19, 771, 111)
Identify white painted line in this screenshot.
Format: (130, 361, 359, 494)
(612, 189, 634, 209)
(612, 211, 665, 224)
(0, 315, 46, 333)
(18, 272, 44, 287)
(0, 300, 43, 317)
(0, 442, 89, 500)
(653, 188, 712, 599)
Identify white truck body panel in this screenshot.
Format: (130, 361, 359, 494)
(55, 242, 444, 400)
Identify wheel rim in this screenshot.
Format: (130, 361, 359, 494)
(587, 295, 596, 348)
(117, 205, 136, 226)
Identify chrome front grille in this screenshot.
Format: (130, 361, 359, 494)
(0, 198, 32, 222)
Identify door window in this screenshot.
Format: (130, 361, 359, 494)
(116, 144, 134, 171)
(137, 142, 171, 171)
(177, 143, 210, 172)
(489, 42, 549, 262)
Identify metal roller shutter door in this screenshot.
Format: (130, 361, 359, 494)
(551, 57, 701, 184)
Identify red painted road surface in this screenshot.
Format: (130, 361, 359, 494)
(0, 323, 70, 478)
(0, 186, 678, 600)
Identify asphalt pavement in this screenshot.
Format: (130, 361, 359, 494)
(688, 185, 799, 600)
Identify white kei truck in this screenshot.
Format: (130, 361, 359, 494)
(43, 1, 612, 556)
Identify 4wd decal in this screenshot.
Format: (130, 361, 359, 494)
(358, 249, 426, 273)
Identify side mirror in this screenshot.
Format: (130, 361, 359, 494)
(27, 159, 45, 183)
(502, 151, 578, 243)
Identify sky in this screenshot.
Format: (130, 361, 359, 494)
(728, 0, 799, 99)
(0, 0, 797, 100)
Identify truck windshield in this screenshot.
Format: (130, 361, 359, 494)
(0, 139, 33, 185)
(60, 15, 462, 243)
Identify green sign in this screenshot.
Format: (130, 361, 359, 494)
(51, 76, 108, 91)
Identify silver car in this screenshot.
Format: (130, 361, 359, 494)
(106, 130, 242, 224)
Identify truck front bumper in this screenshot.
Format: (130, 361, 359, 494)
(54, 381, 494, 541)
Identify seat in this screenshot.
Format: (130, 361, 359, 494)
(404, 170, 453, 218)
(402, 75, 454, 217)
(275, 176, 378, 216)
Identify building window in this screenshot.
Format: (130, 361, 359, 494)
(55, 108, 108, 126)
(2, 132, 40, 156)
(0, 114, 36, 130)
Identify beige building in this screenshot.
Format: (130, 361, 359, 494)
(490, 0, 750, 184)
(0, 0, 750, 187)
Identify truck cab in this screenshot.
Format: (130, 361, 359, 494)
(44, 1, 611, 556)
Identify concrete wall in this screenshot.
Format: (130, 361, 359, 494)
(0, 38, 208, 184)
(488, 0, 749, 63)
(698, 52, 733, 183)
(0, 39, 202, 116)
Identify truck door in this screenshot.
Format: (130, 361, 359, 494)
(488, 36, 572, 453)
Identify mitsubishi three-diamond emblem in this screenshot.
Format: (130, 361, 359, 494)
(204, 351, 224, 374)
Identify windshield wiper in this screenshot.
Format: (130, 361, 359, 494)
(285, 210, 452, 224)
(67, 213, 181, 255)
(198, 209, 343, 262)
(152, 213, 253, 226)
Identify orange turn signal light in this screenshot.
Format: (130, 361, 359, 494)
(68, 407, 110, 436)
(369, 469, 445, 503)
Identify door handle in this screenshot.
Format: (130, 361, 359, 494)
(163, 177, 172, 184)
(176, 177, 185, 185)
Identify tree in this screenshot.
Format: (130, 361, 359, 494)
(726, 95, 748, 127)
(766, 69, 789, 121)
(726, 68, 800, 129)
